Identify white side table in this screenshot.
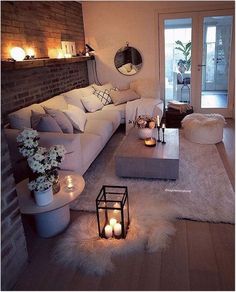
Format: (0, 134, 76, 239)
(16, 171, 85, 238)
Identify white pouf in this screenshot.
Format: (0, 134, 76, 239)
(182, 113, 225, 144)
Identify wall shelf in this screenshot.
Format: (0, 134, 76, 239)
(1, 56, 93, 71)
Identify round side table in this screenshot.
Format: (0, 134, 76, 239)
(16, 171, 85, 238)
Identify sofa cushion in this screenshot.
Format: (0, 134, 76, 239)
(86, 110, 121, 132)
(79, 133, 103, 174)
(80, 94, 104, 113)
(31, 111, 62, 133)
(62, 89, 86, 111)
(110, 89, 140, 105)
(63, 104, 87, 132)
(84, 119, 113, 145)
(44, 107, 73, 133)
(40, 95, 68, 110)
(8, 104, 45, 129)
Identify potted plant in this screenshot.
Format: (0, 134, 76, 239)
(175, 40, 192, 72)
(17, 129, 66, 206)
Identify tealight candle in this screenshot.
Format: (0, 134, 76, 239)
(66, 175, 74, 190)
(109, 218, 117, 229)
(104, 225, 113, 238)
(114, 223, 122, 236)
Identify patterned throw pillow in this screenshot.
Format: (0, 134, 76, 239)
(94, 89, 113, 106)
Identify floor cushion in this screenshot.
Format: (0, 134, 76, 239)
(182, 113, 225, 144)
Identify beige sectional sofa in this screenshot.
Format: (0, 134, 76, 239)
(5, 87, 121, 182)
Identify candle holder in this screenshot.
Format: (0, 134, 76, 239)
(162, 127, 166, 144)
(65, 175, 75, 191)
(144, 137, 156, 147)
(157, 126, 161, 142)
(96, 185, 130, 239)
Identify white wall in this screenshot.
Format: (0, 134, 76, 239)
(82, 1, 234, 98)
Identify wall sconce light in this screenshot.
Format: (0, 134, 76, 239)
(10, 47, 26, 61)
(85, 44, 95, 56)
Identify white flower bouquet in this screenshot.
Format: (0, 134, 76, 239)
(17, 129, 66, 192)
(129, 115, 157, 129)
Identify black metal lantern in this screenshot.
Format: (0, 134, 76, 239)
(96, 185, 130, 239)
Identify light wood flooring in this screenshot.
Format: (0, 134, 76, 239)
(14, 119, 235, 291)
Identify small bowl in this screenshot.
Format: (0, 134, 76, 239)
(144, 137, 156, 147)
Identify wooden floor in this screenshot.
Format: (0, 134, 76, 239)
(14, 119, 235, 291)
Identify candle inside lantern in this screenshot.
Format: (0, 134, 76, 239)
(114, 223, 122, 236)
(157, 115, 160, 127)
(104, 225, 113, 238)
(66, 175, 74, 190)
(162, 123, 166, 129)
(109, 218, 117, 229)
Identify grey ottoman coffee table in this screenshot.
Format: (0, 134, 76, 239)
(115, 128, 179, 179)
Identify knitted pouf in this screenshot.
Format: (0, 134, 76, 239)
(181, 113, 225, 144)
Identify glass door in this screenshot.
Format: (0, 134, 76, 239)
(159, 10, 234, 117)
(201, 15, 233, 109)
(164, 18, 192, 103)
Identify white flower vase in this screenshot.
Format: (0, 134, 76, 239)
(34, 187, 53, 206)
(138, 128, 154, 140)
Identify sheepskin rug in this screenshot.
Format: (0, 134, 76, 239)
(54, 129, 234, 275)
(54, 200, 178, 275)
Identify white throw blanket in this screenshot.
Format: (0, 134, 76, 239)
(125, 98, 163, 134)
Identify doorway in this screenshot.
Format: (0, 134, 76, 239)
(159, 10, 234, 117)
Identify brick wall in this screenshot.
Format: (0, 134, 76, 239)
(1, 131, 28, 290)
(1, 1, 88, 289)
(2, 62, 89, 124)
(1, 1, 85, 59)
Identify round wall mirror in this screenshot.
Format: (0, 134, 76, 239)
(114, 45, 142, 76)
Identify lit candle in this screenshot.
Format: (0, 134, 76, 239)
(109, 218, 117, 229)
(157, 115, 160, 127)
(66, 175, 73, 190)
(162, 123, 166, 129)
(104, 225, 113, 238)
(114, 223, 122, 236)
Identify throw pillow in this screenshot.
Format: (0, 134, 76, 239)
(92, 83, 114, 92)
(80, 94, 104, 112)
(110, 89, 141, 105)
(62, 104, 87, 132)
(44, 107, 73, 134)
(62, 89, 86, 111)
(93, 89, 113, 106)
(31, 111, 62, 133)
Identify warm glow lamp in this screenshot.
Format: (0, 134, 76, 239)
(10, 47, 26, 61)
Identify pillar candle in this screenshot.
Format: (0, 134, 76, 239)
(114, 223, 122, 236)
(109, 218, 117, 229)
(104, 225, 112, 238)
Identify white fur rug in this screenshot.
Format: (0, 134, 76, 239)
(54, 129, 234, 275)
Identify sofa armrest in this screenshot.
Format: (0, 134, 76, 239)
(4, 129, 83, 181)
